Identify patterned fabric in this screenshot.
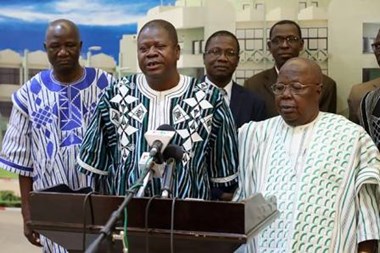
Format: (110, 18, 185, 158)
(234, 112, 380, 253)
(360, 87, 380, 150)
(0, 67, 113, 253)
(78, 74, 238, 199)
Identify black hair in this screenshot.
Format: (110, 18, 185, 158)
(204, 30, 240, 53)
(269, 20, 302, 39)
(138, 19, 178, 44)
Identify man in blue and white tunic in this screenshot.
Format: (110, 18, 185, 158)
(0, 19, 113, 253)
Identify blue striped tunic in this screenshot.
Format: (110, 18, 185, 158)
(77, 74, 239, 199)
(0, 67, 113, 253)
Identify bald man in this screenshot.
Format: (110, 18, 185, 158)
(234, 57, 379, 253)
(0, 19, 113, 252)
(78, 19, 238, 200)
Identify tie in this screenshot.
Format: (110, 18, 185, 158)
(219, 88, 229, 106)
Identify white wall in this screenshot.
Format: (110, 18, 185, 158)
(328, 0, 380, 114)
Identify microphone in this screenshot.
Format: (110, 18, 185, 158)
(135, 152, 165, 197)
(162, 144, 185, 162)
(161, 144, 184, 198)
(144, 124, 175, 158)
(86, 126, 177, 252)
(136, 125, 176, 197)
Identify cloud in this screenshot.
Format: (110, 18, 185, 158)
(0, 0, 168, 26)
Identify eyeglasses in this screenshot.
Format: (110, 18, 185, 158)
(371, 43, 380, 52)
(271, 82, 321, 95)
(205, 48, 239, 59)
(270, 36, 301, 46)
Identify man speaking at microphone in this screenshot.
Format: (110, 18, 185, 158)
(77, 19, 238, 200)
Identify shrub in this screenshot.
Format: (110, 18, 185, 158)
(0, 190, 21, 207)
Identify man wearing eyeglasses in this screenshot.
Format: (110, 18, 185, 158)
(358, 30, 380, 150)
(203, 30, 267, 128)
(244, 20, 337, 118)
(234, 57, 379, 253)
(349, 29, 380, 124)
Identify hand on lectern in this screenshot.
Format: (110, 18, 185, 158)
(24, 222, 41, 247)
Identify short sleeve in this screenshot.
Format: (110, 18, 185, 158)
(77, 85, 116, 177)
(207, 95, 239, 187)
(0, 106, 33, 176)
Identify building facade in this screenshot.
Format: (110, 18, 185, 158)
(119, 0, 380, 115)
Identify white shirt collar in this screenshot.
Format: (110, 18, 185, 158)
(205, 76, 233, 106)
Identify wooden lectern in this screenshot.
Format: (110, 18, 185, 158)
(29, 192, 278, 253)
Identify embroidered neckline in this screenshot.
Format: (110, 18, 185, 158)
(50, 67, 86, 86)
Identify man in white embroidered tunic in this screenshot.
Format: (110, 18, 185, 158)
(0, 19, 113, 253)
(234, 57, 380, 253)
(77, 19, 238, 200)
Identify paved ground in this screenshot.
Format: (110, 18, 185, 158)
(0, 178, 41, 252)
(0, 208, 41, 253)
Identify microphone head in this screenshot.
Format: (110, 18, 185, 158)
(163, 144, 184, 162)
(144, 124, 176, 156)
(156, 124, 175, 131)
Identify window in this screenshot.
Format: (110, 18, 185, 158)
(242, 4, 250, 10)
(236, 28, 264, 51)
(299, 2, 307, 10)
(302, 27, 328, 51)
(0, 102, 12, 118)
(363, 68, 380, 82)
(0, 68, 20, 85)
(255, 3, 264, 11)
(362, 23, 380, 54)
(192, 40, 204, 54)
(28, 68, 44, 79)
(311, 1, 319, 7)
(235, 69, 262, 85)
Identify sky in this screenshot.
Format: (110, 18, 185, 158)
(0, 0, 176, 62)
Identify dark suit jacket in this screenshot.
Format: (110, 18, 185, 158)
(244, 67, 337, 118)
(230, 81, 267, 128)
(201, 77, 267, 128)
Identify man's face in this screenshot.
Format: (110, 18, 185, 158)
(373, 31, 380, 66)
(268, 23, 304, 69)
(274, 60, 321, 126)
(137, 26, 180, 80)
(44, 24, 82, 73)
(203, 35, 239, 86)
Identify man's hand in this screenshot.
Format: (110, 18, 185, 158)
(23, 221, 41, 247)
(19, 175, 41, 247)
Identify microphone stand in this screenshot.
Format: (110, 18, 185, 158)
(85, 159, 156, 253)
(161, 158, 176, 198)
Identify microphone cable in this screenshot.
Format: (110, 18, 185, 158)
(170, 197, 177, 253)
(144, 195, 160, 253)
(122, 181, 150, 251)
(122, 157, 155, 252)
(82, 191, 96, 251)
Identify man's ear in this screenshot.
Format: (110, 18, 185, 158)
(316, 83, 323, 97)
(43, 43, 47, 51)
(79, 41, 83, 51)
(300, 38, 305, 50)
(235, 55, 240, 68)
(175, 44, 180, 60)
(267, 40, 271, 51)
